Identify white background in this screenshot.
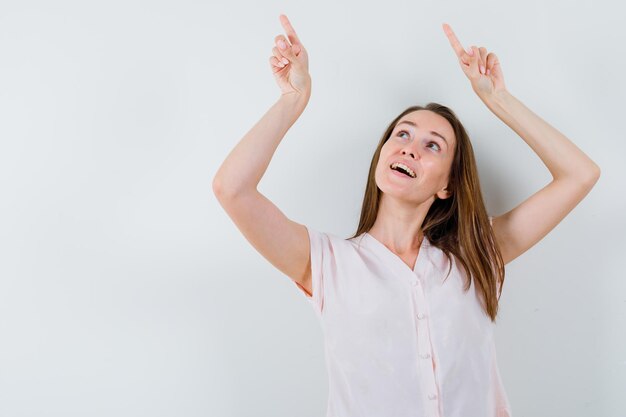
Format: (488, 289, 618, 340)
(0, 1, 624, 416)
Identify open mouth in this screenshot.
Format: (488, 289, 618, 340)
(389, 163, 416, 178)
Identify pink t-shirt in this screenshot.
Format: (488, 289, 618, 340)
(292, 217, 513, 417)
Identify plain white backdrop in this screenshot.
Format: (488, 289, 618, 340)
(0, 0, 624, 416)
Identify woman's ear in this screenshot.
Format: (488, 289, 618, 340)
(436, 186, 452, 200)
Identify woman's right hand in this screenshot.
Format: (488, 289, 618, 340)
(270, 14, 311, 98)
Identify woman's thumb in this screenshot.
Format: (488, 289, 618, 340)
(278, 37, 298, 60)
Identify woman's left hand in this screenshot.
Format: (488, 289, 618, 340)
(442, 23, 507, 100)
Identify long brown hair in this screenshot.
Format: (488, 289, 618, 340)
(347, 103, 505, 323)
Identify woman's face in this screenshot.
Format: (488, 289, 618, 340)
(375, 110, 456, 205)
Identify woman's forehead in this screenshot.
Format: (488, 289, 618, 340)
(398, 110, 453, 133)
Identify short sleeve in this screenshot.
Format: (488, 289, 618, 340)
(291, 225, 329, 317)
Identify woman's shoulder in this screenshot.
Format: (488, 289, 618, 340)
(306, 226, 369, 255)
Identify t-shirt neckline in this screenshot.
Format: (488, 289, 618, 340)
(362, 231, 430, 274)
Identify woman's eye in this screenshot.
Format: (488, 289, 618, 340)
(428, 142, 441, 152)
(397, 130, 441, 152)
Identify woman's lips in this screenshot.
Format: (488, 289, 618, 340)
(390, 168, 414, 179)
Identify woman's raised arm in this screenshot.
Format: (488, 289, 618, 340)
(442, 23, 601, 265)
(213, 14, 311, 197)
(212, 14, 315, 292)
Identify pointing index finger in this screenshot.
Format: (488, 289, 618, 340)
(279, 14, 302, 46)
(442, 23, 466, 58)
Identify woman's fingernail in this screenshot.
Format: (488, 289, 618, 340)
(480, 65, 485, 74)
(278, 40, 286, 49)
(468, 48, 474, 56)
(282, 57, 289, 65)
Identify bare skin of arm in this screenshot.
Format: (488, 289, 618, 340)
(443, 23, 601, 265)
(213, 15, 315, 293)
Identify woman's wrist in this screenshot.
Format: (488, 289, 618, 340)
(480, 89, 512, 113)
(279, 89, 311, 111)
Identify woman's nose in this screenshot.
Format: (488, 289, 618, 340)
(402, 149, 419, 159)
(402, 141, 422, 159)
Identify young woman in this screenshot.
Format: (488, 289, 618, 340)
(213, 14, 600, 417)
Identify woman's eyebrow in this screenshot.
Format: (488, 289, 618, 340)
(397, 121, 448, 147)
